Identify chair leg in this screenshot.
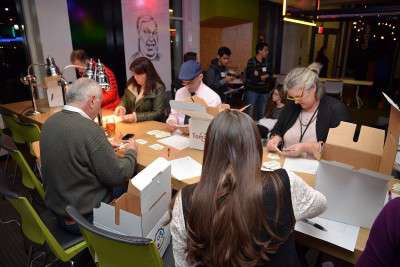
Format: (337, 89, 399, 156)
(10, 162, 17, 186)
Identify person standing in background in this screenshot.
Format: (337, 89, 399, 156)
(244, 42, 272, 120)
(315, 46, 329, 78)
(70, 49, 120, 110)
(205, 47, 235, 100)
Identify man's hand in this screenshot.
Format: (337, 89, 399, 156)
(123, 138, 137, 152)
(260, 74, 269, 81)
(223, 75, 235, 83)
(166, 119, 178, 132)
(114, 106, 126, 116)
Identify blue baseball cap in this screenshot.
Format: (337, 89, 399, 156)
(178, 60, 202, 81)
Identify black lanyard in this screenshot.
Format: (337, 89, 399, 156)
(299, 106, 319, 143)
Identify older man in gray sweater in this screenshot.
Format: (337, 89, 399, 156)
(40, 78, 137, 233)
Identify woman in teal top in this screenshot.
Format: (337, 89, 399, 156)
(115, 57, 166, 122)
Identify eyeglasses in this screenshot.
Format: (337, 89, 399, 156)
(287, 87, 305, 101)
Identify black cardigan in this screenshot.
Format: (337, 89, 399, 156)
(271, 95, 351, 144)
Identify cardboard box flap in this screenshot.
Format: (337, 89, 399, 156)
(380, 93, 400, 174)
(170, 100, 213, 120)
(325, 121, 384, 156)
(128, 157, 171, 214)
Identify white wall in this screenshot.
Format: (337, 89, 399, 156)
(34, 0, 75, 81)
(121, 0, 172, 90)
(183, 0, 200, 54)
(280, 22, 312, 74)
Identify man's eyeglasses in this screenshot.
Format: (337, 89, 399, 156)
(287, 87, 305, 101)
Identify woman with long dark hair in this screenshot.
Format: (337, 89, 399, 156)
(114, 57, 166, 122)
(171, 110, 327, 267)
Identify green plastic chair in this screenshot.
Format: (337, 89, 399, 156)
(0, 109, 40, 157)
(0, 134, 45, 200)
(1, 187, 87, 266)
(66, 205, 164, 267)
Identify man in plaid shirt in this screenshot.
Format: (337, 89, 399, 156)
(70, 49, 120, 110)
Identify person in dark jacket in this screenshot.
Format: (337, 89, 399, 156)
(267, 63, 351, 159)
(356, 198, 400, 267)
(245, 42, 272, 120)
(115, 57, 166, 122)
(205, 46, 235, 100)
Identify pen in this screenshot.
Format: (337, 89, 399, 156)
(303, 219, 327, 232)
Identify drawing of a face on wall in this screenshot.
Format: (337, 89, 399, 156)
(131, 15, 160, 62)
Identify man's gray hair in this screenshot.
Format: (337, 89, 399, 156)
(66, 78, 102, 104)
(283, 62, 324, 99)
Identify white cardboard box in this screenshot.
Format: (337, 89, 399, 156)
(93, 157, 172, 256)
(315, 160, 390, 229)
(170, 100, 221, 150)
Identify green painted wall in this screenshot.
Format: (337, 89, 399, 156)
(200, 0, 259, 53)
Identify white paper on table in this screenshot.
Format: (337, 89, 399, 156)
(283, 158, 319, 175)
(258, 118, 278, 130)
(295, 217, 360, 251)
(170, 156, 202, 181)
(158, 135, 190, 150)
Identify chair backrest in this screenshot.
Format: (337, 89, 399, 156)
(0, 112, 25, 144)
(0, 110, 41, 157)
(1, 187, 67, 258)
(324, 80, 344, 95)
(66, 206, 164, 267)
(0, 134, 45, 199)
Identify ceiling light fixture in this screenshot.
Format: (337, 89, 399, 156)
(283, 17, 316, 27)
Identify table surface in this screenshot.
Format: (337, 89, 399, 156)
(0, 100, 387, 264)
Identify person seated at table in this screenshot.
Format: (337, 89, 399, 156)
(356, 197, 400, 267)
(267, 63, 351, 159)
(114, 57, 166, 122)
(40, 78, 137, 234)
(70, 49, 121, 110)
(205, 46, 235, 100)
(170, 110, 327, 267)
(258, 85, 286, 138)
(166, 60, 221, 132)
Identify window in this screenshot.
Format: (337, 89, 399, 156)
(169, 0, 183, 92)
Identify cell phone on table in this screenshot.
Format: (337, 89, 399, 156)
(122, 133, 135, 140)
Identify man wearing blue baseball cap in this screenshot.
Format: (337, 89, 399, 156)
(167, 60, 221, 131)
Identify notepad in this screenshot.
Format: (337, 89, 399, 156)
(283, 158, 319, 175)
(295, 217, 360, 251)
(158, 135, 190, 150)
(170, 157, 202, 181)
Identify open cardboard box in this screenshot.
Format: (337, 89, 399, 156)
(315, 93, 399, 228)
(170, 96, 232, 150)
(322, 93, 400, 175)
(93, 157, 171, 256)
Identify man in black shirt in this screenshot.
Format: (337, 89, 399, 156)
(245, 42, 272, 120)
(205, 46, 235, 101)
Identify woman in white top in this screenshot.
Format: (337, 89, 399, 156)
(170, 110, 327, 267)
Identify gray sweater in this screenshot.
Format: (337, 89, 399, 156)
(40, 110, 137, 217)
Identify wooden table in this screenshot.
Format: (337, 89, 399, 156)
(0, 100, 382, 264)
